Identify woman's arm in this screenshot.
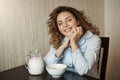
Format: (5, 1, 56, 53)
(44, 46, 62, 65)
(44, 36, 70, 65)
(56, 36, 70, 58)
(71, 35, 101, 75)
(70, 27, 83, 52)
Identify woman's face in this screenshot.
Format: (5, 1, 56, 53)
(57, 11, 78, 37)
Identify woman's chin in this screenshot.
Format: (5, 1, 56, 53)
(64, 31, 73, 37)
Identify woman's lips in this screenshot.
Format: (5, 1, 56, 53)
(64, 27, 72, 33)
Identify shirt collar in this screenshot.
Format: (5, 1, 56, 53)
(78, 30, 93, 46)
(82, 30, 93, 39)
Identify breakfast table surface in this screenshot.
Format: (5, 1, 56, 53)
(0, 65, 99, 80)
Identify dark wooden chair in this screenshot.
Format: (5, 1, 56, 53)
(99, 37, 109, 80)
(85, 37, 109, 80)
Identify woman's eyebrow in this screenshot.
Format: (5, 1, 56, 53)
(57, 16, 72, 23)
(65, 16, 71, 20)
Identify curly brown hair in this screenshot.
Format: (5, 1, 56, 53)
(47, 6, 100, 49)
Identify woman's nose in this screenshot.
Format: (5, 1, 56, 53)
(63, 22, 68, 28)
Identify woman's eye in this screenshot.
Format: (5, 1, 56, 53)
(68, 19, 72, 21)
(58, 23, 62, 26)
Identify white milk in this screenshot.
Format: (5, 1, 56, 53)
(28, 57, 44, 75)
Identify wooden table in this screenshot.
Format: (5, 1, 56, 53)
(0, 65, 98, 80)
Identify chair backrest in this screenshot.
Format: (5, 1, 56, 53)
(99, 37, 109, 80)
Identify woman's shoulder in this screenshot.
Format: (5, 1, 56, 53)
(78, 31, 101, 46)
(84, 30, 100, 40)
(85, 31, 101, 46)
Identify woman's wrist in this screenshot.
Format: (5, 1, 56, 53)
(70, 41, 78, 52)
(56, 45, 66, 58)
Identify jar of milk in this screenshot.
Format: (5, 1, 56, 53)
(25, 50, 44, 75)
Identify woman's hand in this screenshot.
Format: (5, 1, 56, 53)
(62, 36, 71, 48)
(56, 36, 70, 58)
(70, 27, 83, 43)
(70, 27, 83, 52)
(56, 27, 83, 57)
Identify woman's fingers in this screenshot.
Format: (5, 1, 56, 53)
(76, 27, 83, 36)
(67, 36, 71, 42)
(70, 27, 83, 42)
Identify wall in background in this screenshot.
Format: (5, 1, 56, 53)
(105, 0, 120, 80)
(0, 0, 50, 70)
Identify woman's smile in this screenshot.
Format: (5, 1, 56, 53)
(64, 27, 72, 33)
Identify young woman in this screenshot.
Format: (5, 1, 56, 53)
(44, 6, 101, 76)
